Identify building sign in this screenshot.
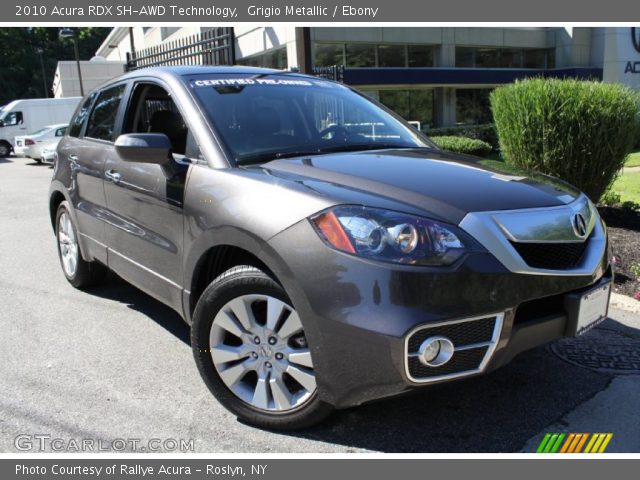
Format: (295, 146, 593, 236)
(625, 27, 640, 73)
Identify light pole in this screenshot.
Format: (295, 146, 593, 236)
(35, 48, 48, 98)
(59, 27, 84, 97)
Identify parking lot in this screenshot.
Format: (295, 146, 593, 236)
(1, 157, 639, 453)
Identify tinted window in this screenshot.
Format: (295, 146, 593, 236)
(123, 83, 189, 156)
(55, 127, 67, 137)
(85, 85, 126, 141)
(378, 45, 406, 67)
(68, 93, 96, 137)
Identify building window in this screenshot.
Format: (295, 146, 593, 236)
(378, 44, 406, 67)
(237, 47, 288, 69)
(378, 89, 434, 129)
(456, 88, 493, 125)
(407, 45, 435, 67)
(315, 43, 345, 67)
(455, 47, 555, 69)
(314, 43, 435, 68)
(346, 44, 376, 67)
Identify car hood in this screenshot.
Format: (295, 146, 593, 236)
(262, 148, 582, 224)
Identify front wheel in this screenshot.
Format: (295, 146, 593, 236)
(191, 265, 333, 430)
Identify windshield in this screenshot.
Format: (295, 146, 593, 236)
(188, 73, 434, 165)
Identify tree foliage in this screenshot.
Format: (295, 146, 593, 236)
(0, 27, 111, 105)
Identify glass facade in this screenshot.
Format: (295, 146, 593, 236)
(314, 43, 436, 68)
(455, 89, 493, 125)
(371, 89, 435, 128)
(455, 46, 555, 69)
(237, 47, 288, 69)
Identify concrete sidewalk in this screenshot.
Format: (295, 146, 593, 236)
(521, 307, 640, 453)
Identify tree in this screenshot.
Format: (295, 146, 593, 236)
(0, 27, 111, 105)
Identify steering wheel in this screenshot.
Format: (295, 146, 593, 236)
(319, 125, 349, 141)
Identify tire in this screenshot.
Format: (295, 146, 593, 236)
(191, 265, 334, 430)
(55, 201, 106, 289)
(0, 141, 11, 158)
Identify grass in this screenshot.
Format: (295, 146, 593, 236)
(610, 171, 640, 204)
(625, 151, 640, 168)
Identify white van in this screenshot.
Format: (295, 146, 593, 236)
(0, 97, 81, 157)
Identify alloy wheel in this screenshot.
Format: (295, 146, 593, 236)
(209, 294, 316, 412)
(58, 212, 78, 277)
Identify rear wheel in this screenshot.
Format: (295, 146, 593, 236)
(191, 265, 333, 430)
(55, 201, 106, 288)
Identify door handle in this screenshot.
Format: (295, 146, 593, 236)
(105, 169, 122, 183)
(68, 154, 78, 162)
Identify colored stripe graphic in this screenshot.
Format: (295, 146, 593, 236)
(537, 433, 613, 453)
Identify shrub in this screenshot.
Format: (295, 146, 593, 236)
(490, 78, 638, 201)
(426, 123, 499, 151)
(430, 136, 493, 157)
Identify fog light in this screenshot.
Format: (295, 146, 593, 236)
(418, 336, 454, 367)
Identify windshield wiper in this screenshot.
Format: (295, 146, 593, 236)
(316, 143, 422, 153)
(236, 149, 323, 165)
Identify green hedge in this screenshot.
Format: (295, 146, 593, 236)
(430, 136, 493, 157)
(491, 78, 638, 201)
(426, 123, 499, 150)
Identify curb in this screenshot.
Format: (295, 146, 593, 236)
(611, 292, 640, 313)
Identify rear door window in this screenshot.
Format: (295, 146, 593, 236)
(85, 84, 126, 141)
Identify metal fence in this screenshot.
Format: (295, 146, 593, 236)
(126, 28, 235, 71)
(311, 66, 345, 82)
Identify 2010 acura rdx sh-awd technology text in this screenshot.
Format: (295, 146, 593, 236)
(49, 67, 612, 429)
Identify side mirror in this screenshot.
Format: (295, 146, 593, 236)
(114, 133, 172, 164)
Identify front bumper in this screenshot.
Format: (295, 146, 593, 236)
(267, 216, 611, 409)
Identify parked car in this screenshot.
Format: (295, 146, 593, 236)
(41, 147, 56, 165)
(0, 97, 80, 157)
(14, 124, 68, 161)
(49, 67, 612, 430)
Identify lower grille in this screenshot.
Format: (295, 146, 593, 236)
(405, 314, 503, 383)
(510, 238, 589, 270)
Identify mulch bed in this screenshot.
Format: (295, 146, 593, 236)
(598, 206, 640, 299)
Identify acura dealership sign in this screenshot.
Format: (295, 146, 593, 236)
(602, 27, 640, 88)
(624, 27, 640, 73)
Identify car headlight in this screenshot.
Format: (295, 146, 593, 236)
(311, 206, 481, 266)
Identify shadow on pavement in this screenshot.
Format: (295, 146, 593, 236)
(87, 272, 190, 345)
(83, 275, 616, 452)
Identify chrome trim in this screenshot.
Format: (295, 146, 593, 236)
(490, 195, 595, 243)
(404, 313, 504, 384)
(459, 194, 606, 276)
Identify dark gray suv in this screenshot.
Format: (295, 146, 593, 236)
(50, 66, 612, 429)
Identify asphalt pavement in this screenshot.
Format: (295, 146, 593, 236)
(0, 157, 638, 453)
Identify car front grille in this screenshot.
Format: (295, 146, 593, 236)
(405, 314, 503, 383)
(510, 238, 589, 270)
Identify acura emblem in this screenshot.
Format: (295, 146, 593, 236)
(572, 213, 588, 238)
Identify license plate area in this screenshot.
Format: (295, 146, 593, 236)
(564, 280, 611, 336)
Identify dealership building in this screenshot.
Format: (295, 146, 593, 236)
(94, 27, 640, 129)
